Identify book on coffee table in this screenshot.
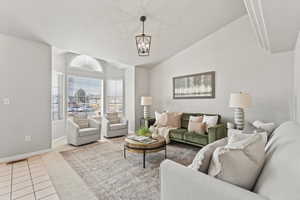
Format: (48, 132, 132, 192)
(127, 135, 158, 144)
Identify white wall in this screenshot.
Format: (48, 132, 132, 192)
(149, 16, 294, 125)
(294, 33, 300, 123)
(0, 34, 51, 158)
(135, 67, 150, 129)
(125, 66, 135, 132)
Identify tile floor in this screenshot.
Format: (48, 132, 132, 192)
(0, 156, 60, 200)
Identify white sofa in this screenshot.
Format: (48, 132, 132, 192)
(160, 121, 300, 200)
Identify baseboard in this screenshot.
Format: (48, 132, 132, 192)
(0, 148, 52, 164)
(52, 136, 67, 147)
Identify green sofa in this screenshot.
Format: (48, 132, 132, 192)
(169, 113, 227, 147)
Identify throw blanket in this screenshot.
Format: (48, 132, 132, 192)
(150, 126, 176, 144)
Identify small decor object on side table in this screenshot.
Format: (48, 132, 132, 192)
(140, 117, 155, 128)
(229, 92, 252, 130)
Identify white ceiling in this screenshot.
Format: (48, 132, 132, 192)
(0, 0, 246, 66)
(262, 0, 300, 52)
(245, 0, 300, 53)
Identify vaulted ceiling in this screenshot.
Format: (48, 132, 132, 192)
(245, 0, 300, 53)
(0, 0, 246, 66)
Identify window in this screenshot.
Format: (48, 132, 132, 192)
(70, 55, 103, 72)
(67, 75, 103, 117)
(52, 72, 64, 120)
(106, 79, 123, 116)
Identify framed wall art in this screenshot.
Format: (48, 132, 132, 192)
(173, 71, 215, 99)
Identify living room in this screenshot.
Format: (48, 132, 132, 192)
(0, 0, 299, 200)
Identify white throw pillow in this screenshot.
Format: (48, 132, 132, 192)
(253, 120, 275, 133)
(208, 133, 266, 190)
(228, 129, 268, 145)
(189, 116, 203, 122)
(188, 122, 206, 134)
(73, 116, 89, 129)
(154, 111, 168, 127)
(189, 138, 227, 173)
(203, 115, 218, 130)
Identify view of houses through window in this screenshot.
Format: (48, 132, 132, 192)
(106, 79, 123, 117)
(67, 75, 103, 118)
(52, 74, 124, 121)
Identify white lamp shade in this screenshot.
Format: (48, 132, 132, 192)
(229, 93, 252, 108)
(141, 96, 152, 106)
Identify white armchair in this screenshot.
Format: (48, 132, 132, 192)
(102, 113, 128, 138)
(67, 118, 101, 146)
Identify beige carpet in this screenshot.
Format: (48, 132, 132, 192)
(61, 138, 199, 200)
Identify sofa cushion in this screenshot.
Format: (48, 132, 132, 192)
(189, 138, 227, 173)
(203, 115, 219, 131)
(181, 113, 221, 129)
(189, 116, 203, 122)
(181, 113, 203, 129)
(78, 128, 98, 137)
(166, 112, 183, 128)
(155, 111, 168, 127)
(169, 128, 186, 140)
(188, 122, 206, 134)
(107, 112, 120, 124)
(208, 133, 266, 190)
(184, 132, 208, 145)
(254, 121, 300, 200)
(110, 123, 127, 130)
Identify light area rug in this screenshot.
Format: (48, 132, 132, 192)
(61, 138, 199, 200)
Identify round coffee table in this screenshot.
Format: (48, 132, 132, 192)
(124, 136, 167, 168)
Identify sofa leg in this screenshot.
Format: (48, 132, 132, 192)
(124, 146, 126, 159)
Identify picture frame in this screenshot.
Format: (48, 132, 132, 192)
(173, 71, 215, 99)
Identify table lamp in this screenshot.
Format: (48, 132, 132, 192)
(141, 96, 152, 119)
(141, 96, 152, 127)
(229, 92, 252, 130)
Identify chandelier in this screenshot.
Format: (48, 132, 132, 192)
(135, 16, 151, 56)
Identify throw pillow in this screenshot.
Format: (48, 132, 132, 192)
(166, 112, 183, 128)
(243, 122, 265, 134)
(188, 122, 206, 134)
(155, 111, 168, 127)
(73, 116, 89, 129)
(189, 116, 203, 122)
(189, 138, 227, 173)
(106, 112, 120, 124)
(203, 115, 219, 131)
(253, 120, 275, 134)
(228, 129, 268, 144)
(208, 133, 266, 190)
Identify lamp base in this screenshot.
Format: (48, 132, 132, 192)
(143, 106, 149, 127)
(234, 108, 244, 130)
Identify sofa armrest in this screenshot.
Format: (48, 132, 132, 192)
(67, 119, 80, 137)
(120, 117, 128, 126)
(207, 123, 227, 143)
(160, 160, 266, 200)
(89, 118, 101, 129)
